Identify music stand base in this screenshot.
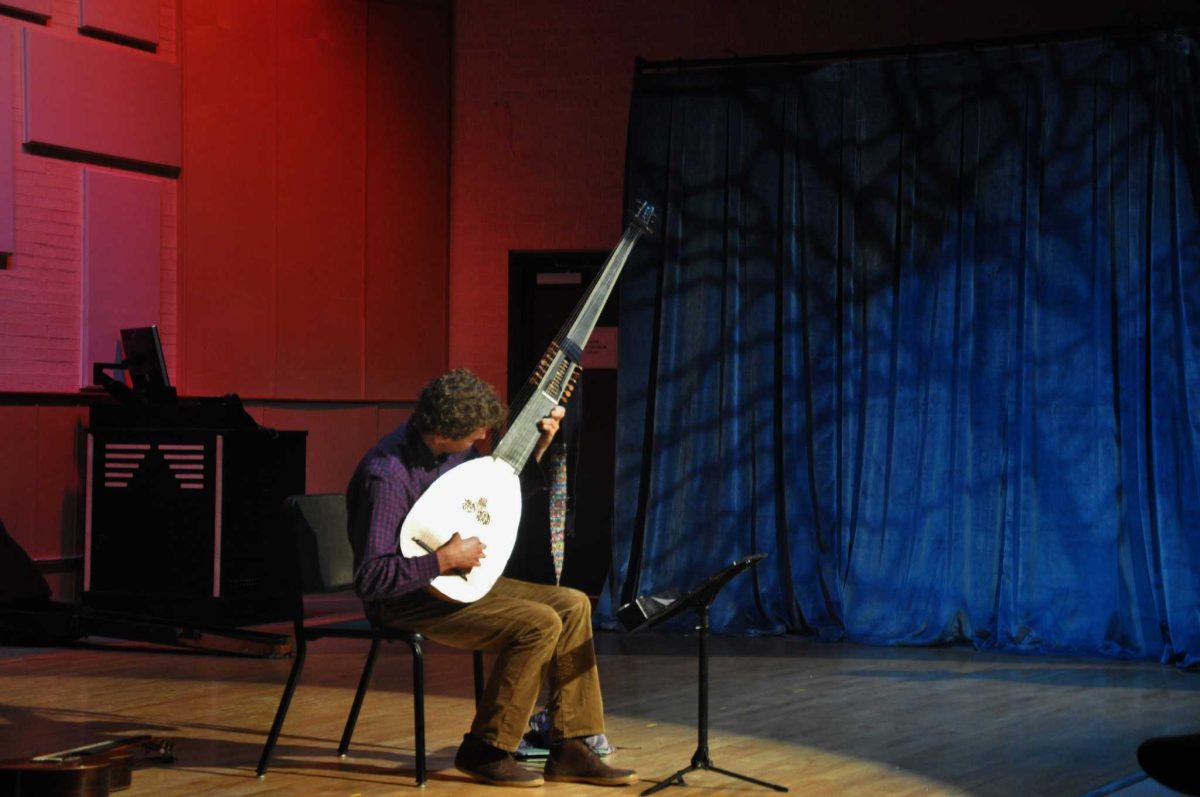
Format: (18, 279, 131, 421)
(641, 749, 788, 795)
(630, 555, 788, 795)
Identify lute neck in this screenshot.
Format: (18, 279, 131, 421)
(493, 202, 655, 472)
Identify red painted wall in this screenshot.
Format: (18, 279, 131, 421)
(178, 0, 277, 399)
(447, 0, 1200, 391)
(1, 0, 447, 592)
(179, 0, 449, 401)
(365, 1, 450, 400)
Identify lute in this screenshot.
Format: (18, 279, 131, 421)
(399, 201, 656, 602)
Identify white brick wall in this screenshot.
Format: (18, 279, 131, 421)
(0, 0, 177, 393)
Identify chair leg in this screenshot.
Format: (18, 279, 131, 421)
(338, 636, 382, 757)
(473, 650, 484, 706)
(411, 640, 426, 785)
(257, 637, 308, 777)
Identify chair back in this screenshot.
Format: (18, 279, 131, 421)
(284, 494, 355, 594)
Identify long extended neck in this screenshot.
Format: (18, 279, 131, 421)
(493, 205, 653, 471)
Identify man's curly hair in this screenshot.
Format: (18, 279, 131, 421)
(413, 368, 506, 439)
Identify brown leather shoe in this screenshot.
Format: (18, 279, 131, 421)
(545, 739, 638, 786)
(454, 733, 544, 787)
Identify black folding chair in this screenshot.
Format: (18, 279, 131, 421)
(256, 493, 484, 784)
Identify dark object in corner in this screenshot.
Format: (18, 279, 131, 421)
(0, 519, 52, 610)
(1138, 733, 1200, 795)
(0, 520, 287, 656)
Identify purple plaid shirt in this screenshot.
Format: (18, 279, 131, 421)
(346, 419, 477, 604)
(346, 418, 546, 607)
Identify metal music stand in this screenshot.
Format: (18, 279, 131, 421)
(629, 553, 788, 795)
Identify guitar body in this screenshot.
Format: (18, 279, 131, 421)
(399, 457, 521, 603)
(0, 759, 114, 797)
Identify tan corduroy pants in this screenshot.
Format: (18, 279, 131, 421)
(371, 576, 606, 752)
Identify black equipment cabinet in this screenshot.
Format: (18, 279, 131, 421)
(83, 426, 306, 626)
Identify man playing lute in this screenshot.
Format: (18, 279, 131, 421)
(347, 368, 637, 788)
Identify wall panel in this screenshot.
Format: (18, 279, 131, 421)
(22, 27, 180, 171)
(0, 24, 14, 254)
(80, 0, 159, 47)
(81, 169, 161, 387)
(33, 405, 86, 558)
(0, 406, 39, 550)
(273, 0, 366, 400)
(260, 405, 378, 494)
(364, 1, 449, 399)
(0, 0, 49, 21)
(0, 405, 85, 561)
(376, 405, 412, 439)
(179, 0, 451, 402)
(179, 0, 277, 397)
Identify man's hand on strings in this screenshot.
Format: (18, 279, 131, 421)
(533, 405, 566, 462)
(436, 532, 485, 574)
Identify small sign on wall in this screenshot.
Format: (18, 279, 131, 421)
(536, 271, 582, 285)
(583, 326, 618, 369)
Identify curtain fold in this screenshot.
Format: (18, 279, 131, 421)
(601, 33, 1200, 664)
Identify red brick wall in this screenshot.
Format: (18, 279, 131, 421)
(0, 0, 179, 393)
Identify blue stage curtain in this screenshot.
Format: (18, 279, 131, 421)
(599, 33, 1200, 665)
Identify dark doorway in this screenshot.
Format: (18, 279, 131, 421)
(505, 250, 618, 597)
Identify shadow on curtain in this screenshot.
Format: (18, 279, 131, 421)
(598, 32, 1200, 666)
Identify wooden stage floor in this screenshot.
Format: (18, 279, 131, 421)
(0, 629, 1196, 795)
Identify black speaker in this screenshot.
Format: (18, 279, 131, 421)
(83, 427, 306, 625)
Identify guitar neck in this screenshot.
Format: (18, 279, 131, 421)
(32, 735, 150, 763)
(31, 735, 172, 765)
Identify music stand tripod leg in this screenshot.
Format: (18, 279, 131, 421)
(707, 765, 790, 791)
(640, 581, 788, 795)
(641, 766, 694, 795)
